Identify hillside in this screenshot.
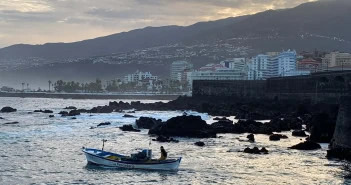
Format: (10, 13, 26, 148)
(1, 0, 351, 87)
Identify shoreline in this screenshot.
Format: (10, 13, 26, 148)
(0, 92, 181, 100)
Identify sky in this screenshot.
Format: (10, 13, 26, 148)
(0, 0, 317, 48)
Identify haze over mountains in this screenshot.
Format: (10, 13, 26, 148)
(1, 0, 351, 88)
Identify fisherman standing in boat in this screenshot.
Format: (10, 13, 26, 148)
(160, 146, 167, 160)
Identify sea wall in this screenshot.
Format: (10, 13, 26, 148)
(193, 71, 351, 103)
(331, 96, 351, 149)
(327, 96, 351, 159)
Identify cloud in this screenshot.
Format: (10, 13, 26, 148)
(0, 0, 317, 48)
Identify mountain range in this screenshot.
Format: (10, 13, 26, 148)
(1, 0, 351, 88)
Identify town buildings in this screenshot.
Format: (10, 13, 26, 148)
(247, 50, 310, 80)
(189, 63, 247, 89)
(170, 61, 193, 81)
(297, 58, 322, 73)
(322, 52, 351, 71)
(124, 70, 158, 83)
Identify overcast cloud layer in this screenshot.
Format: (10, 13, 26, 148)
(0, 0, 317, 48)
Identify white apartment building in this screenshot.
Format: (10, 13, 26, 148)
(247, 54, 269, 80)
(170, 61, 193, 81)
(248, 50, 308, 80)
(189, 64, 247, 89)
(322, 52, 351, 70)
(124, 71, 158, 83)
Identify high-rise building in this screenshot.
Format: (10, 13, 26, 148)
(170, 61, 193, 81)
(247, 54, 269, 80)
(248, 50, 309, 80)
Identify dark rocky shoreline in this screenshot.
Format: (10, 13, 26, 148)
(0, 95, 341, 155)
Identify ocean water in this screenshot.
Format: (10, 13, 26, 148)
(0, 97, 349, 185)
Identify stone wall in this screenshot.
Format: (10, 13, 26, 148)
(331, 96, 351, 149)
(327, 96, 351, 159)
(193, 71, 351, 103)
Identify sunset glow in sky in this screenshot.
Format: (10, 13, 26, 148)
(0, 0, 317, 48)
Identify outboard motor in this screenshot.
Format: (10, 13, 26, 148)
(143, 149, 152, 160)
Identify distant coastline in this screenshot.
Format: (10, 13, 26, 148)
(0, 92, 182, 100)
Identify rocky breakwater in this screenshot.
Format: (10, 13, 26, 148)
(327, 96, 351, 160)
(209, 117, 303, 135)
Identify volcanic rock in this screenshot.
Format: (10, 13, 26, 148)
(68, 110, 80, 116)
(269, 134, 288, 141)
(260, 147, 269, 154)
(97, 122, 111, 127)
(243, 147, 269, 154)
(59, 111, 69, 116)
(148, 115, 216, 138)
(243, 147, 261, 154)
(247, 134, 255, 142)
(90, 106, 114, 113)
(64, 106, 77, 110)
(123, 114, 136, 118)
(4, 121, 19, 125)
(119, 124, 141, 132)
(288, 141, 321, 150)
(152, 135, 179, 143)
(136, 117, 162, 129)
(194, 141, 205, 147)
(210, 120, 234, 133)
(213, 117, 229, 121)
(1, 107, 17, 113)
(292, 130, 308, 137)
(43, 110, 53, 113)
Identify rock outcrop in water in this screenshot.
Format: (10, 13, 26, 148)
(292, 130, 308, 137)
(119, 125, 141, 132)
(269, 134, 288, 141)
(1, 107, 17, 113)
(59, 111, 69, 116)
(210, 120, 234, 133)
(123, 114, 136, 118)
(194, 141, 205, 147)
(244, 147, 268, 154)
(247, 134, 255, 142)
(148, 115, 216, 138)
(136, 117, 162, 129)
(152, 135, 179, 143)
(288, 141, 321, 150)
(64, 106, 77, 110)
(97, 122, 111, 127)
(3, 121, 19, 125)
(90, 106, 114, 113)
(68, 110, 80, 116)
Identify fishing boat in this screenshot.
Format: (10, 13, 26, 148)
(82, 147, 182, 171)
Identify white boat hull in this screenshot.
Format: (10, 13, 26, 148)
(83, 148, 181, 171)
